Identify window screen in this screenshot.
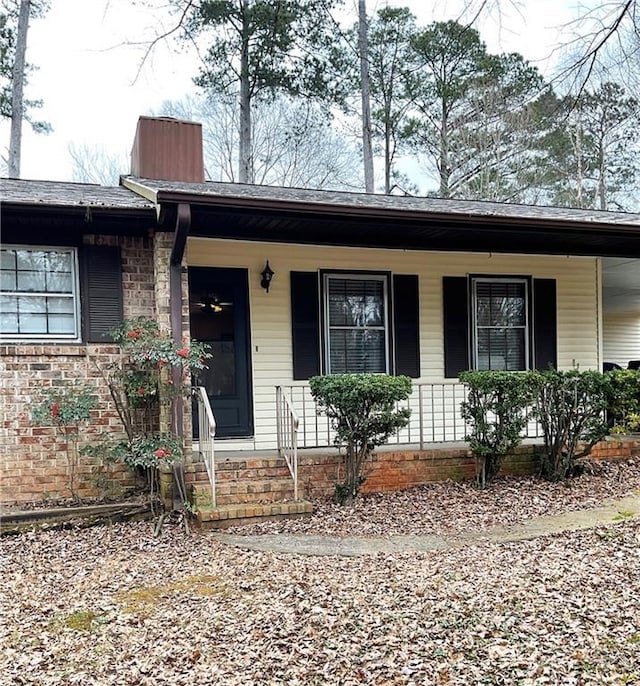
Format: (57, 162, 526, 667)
(325, 275, 388, 374)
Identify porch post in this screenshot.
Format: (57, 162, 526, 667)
(170, 203, 191, 507)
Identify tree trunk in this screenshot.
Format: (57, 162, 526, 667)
(597, 141, 607, 210)
(574, 124, 583, 207)
(8, 0, 30, 179)
(384, 107, 391, 194)
(439, 98, 449, 197)
(238, 2, 253, 184)
(358, 0, 374, 193)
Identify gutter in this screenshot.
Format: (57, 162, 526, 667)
(149, 188, 640, 235)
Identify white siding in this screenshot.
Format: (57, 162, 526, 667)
(603, 312, 640, 368)
(187, 238, 600, 449)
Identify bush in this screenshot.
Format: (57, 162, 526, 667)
(89, 317, 210, 510)
(530, 369, 609, 480)
(31, 382, 98, 500)
(309, 374, 412, 504)
(459, 371, 535, 488)
(606, 369, 640, 434)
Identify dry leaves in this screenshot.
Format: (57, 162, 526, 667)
(1, 458, 640, 685)
(228, 456, 640, 538)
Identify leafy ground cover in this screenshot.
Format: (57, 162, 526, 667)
(229, 456, 640, 537)
(1, 459, 639, 685)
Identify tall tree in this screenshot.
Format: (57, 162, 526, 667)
(7, 0, 28, 177)
(366, 5, 416, 194)
(357, 0, 373, 193)
(533, 84, 640, 211)
(405, 21, 544, 200)
(581, 82, 639, 210)
(0, 0, 49, 176)
(179, 0, 343, 184)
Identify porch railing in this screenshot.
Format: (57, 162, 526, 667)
(277, 382, 541, 450)
(275, 386, 299, 501)
(194, 386, 217, 508)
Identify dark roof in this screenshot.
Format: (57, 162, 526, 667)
(1, 178, 157, 241)
(122, 176, 640, 258)
(3, 176, 639, 257)
(122, 176, 640, 228)
(1, 178, 154, 210)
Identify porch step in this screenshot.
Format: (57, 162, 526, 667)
(197, 500, 313, 530)
(188, 453, 299, 506)
(191, 479, 297, 507)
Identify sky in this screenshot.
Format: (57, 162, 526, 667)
(8, 0, 580, 183)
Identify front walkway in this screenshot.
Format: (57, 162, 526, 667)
(211, 493, 640, 556)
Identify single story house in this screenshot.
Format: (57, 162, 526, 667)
(2, 116, 639, 517)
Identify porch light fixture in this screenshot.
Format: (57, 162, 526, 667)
(260, 260, 275, 292)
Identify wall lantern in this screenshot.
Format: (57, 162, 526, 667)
(260, 260, 275, 292)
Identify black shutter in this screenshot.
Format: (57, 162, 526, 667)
(82, 245, 123, 343)
(443, 276, 470, 378)
(393, 274, 420, 377)
(533, 278, 557, 370)
(291, 271, 320, 380)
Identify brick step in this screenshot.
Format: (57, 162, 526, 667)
(191, 479, 296, 507)
(197, 500, 313, 530)
(188, 455, 293, 480)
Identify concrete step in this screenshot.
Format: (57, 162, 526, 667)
(197, 500, 313, 530)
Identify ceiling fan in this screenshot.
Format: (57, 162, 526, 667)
(193, 294, 233, 314)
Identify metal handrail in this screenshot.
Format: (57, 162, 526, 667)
(279, 381, 542, 450)
(195, 386, 216, 508)
(276, 385, 299, 501)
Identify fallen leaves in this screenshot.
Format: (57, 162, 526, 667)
(227, 456, 640, 538)
(1, 458, 640, 685)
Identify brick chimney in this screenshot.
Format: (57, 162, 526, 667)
(130, 116, 204, 183)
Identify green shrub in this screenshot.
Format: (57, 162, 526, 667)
(309, 374, 412, 504)
(529, 369, 609, 480)
(606, 369, 640, 434)
(459, 371, 535, 488)
(31, 382, 98, 500)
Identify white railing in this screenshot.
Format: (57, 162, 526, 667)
(194, 386, 216, 508)
(275, 386, 299, 501)
(279, 382, 542, 450)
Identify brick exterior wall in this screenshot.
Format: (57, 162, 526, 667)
(0, 233, 192, 505)
(295, 440, 639, 499)
(190, 439, 640, 507)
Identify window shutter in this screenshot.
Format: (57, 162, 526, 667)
(533, 278, 557, 370)
(82, 245, 123, 343)
(393, 274, 420, 378)
(291, 271, 320, 380)
(443, 276, 470, 378)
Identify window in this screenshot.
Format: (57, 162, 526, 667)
(443, 275, 556, 378)
(291, 271, 419, 380)
(324, 274, 389, 374)
(0, 246, 80, 340)
(472, 278, 529, 371)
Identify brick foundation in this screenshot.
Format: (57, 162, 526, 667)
(297, 444, 544, 499)
(189, 438, 640, 508)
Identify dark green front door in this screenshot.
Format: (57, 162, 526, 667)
(189, 267, 253, 438)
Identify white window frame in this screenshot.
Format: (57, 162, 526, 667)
(471, 276, 530, 371)
(0, 245, 81, 342)
(323, 272, 390, 374)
